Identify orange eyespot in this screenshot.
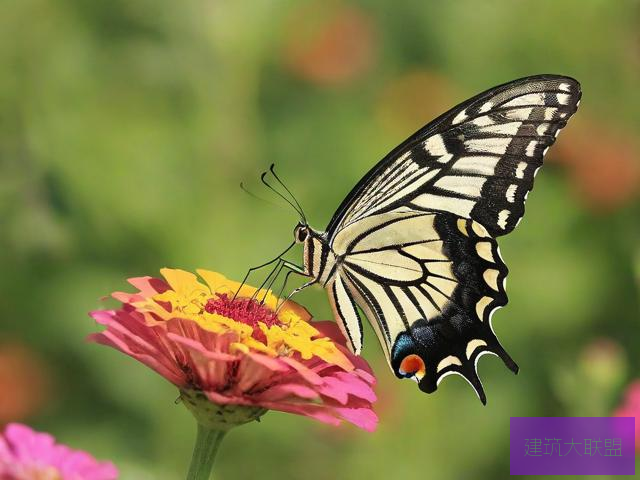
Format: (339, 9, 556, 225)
(399, 354, 426, 379)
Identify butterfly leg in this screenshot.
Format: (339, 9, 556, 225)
(281, 279, 316, 302)
(258, 259, 287, 304)
(271, 260, 316, 313)
(275, 268, 297, 304)
(280, 259, 306, 275)
(234, 241, 296, 299)
(249, 258, 283, 302)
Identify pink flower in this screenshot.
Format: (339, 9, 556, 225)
(613, 380, 640, 453)
(89, 269, 377, 431)
(0, 423, 118, 480)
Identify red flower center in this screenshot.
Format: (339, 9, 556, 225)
(205, 293, 281, 337)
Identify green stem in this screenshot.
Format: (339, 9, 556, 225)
(186, 423, 227, 480)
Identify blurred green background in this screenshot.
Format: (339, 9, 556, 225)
(1, 0, 639, 478)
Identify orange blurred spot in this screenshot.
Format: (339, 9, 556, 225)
(551, 115, 640, 211)
(0, 342, 50, 424)
(283, 4, 376, 86)
(376, 70, 458, 138)
(578, 337, 627, 388)
(580, 338, 624, 366)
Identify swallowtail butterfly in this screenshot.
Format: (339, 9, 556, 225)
(287, 74, 581, 403)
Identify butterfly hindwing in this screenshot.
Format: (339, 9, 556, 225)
(330, 211, 516, 403)
(388, 214, 518, 404)
(331, 210, 453, 359)
(327, 274, 363, 354)
(327, 75, 581, 239)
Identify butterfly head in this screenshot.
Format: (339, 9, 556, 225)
(293, 222, 310, 244)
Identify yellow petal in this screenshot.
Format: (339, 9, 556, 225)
(197, 269, 237, 294)
(160, 268, 209, 296)
(278, 301, 312, 323)
(230, 342, 250, 354)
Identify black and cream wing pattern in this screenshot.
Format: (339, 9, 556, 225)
(323, 75, 581, 403)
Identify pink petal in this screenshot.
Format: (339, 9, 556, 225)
(279, 356, 324, 385)
(112, 291, 146, 303)
(236, 356, 277, 392)
(0, 424, 118, 479)
(332, 406, 379, 432)
(258, 383, 320, 402)
(244, 351, 290, 373)
(317, 377, 349, 404)
(89, 332, 186, 386)
(167, 334, 237, 362)
(312, 321, 347, 345)
(127, 276, 169, 295)
(203, 390, 252, 406)
(332, 371, 377, 402)
(260, 402, 342, 427)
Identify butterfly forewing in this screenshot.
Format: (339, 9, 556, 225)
(327, 75, 581, 238)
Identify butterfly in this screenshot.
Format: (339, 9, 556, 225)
(280, 74, 581, 404)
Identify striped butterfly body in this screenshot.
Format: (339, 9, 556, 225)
(293, 75, 581, 404)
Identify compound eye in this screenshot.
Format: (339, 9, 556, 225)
(296, 227, 308, 243)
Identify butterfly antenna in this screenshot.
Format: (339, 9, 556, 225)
(269, 164, 307, 223)
(239, 182, 281, 208)
(260, 171, 305, 220)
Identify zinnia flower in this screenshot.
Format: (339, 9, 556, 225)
(89, 268, 377, 431)
(89, 268, 377, 478)
(0, 423, 118, 480)
(613, 380, 640, 454)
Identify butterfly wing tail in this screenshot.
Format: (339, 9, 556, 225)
(392, 316, 518, 405)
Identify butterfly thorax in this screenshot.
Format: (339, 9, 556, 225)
(298, 227, 336, 285)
